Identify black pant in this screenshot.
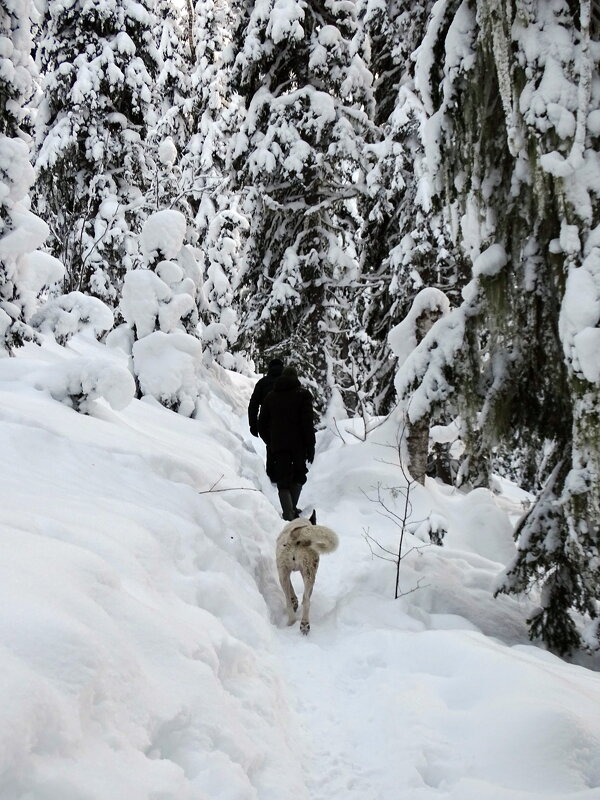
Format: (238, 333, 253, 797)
(265, 444, 277, 482)
(272, 450, 307, 490)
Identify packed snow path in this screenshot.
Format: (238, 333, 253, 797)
(259, 435, 600, 800)
(0, 338, 600, 799)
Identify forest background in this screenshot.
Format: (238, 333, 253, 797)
(1, 0, 600, 654)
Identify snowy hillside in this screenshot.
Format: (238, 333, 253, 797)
(1, 338, 599, 799)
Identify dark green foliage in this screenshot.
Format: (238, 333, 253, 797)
(410, 0, 600, 652)
(495, 459, 591, 655)
(230, 0, 374, 410)
(358, 0, 463, 415)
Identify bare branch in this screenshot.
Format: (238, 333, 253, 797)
(208, 473, 225, 491)
(361, 420, 443, 599)
(402, 542, 433, 559)
(197, 485, 261, 495)
(332, 416, 347, 444)
(398, 577, 429, 598)
(362, 528, 399, 559)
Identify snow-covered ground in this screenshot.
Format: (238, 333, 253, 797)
(1, 336, 600, 799)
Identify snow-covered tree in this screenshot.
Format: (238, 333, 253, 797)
(157, 0, 241, 243)
(201, 204, 248, 370)
(0, 0, 65, 353)
(35, 356, 135, 413)
(186, 0, 237, 185)
(114, 209, 205, 415)
(396, 1, 600, 653)
(357, 0, 461, 414)
(31, 291, 114, 345)
(388, 287, 450, 483)
(152, 0, 192, 149)
(0, 0, 37, 137)
(229, 0, 375, 409)
(34, 0, 159, 301)
(145, 0, 196, 216)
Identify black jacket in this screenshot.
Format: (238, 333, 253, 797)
(258, 374, 315, 460)
(248, 363, 283, 433)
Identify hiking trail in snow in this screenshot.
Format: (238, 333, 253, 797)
(259, 428, 600, 800)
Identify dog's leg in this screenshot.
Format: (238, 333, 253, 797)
(299, 557, 318, 635)
(277, 564, 298, 625)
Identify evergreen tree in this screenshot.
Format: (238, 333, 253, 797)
(395, 0, 600, 652)
(171, 0, 240, 232)
(0, 0, 64, 353)
(187, 0, 237, 183)
(116, 208, 205, 414)
(229, 0, 375, 408)
(358, 0, 461, 414)
(34, 0, 159, 301)
(153, 0, 192, 147)
(146, 0, 195, 215)
(201, 204, 249, 371)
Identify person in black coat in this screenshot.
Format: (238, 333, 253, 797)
(258, 365, 316, 520)
(248, 358, 284, 481)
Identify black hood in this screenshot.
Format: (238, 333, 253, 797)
(266, 361, 284, 378)
(274, 373, 301, 391)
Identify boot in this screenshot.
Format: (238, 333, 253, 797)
(290, 483, 303, 516)
(278, 489, 295, 521)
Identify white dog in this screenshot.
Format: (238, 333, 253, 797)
(275, 513, 339, 634)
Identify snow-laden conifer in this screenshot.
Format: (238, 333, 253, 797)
(358, 0, 460, 414)
(146, 0, 195, 216)
(201, 204, 249, 371)
(186, 0, 237, 184)
(34, 356, 135, 413)
(153, 0, 192, 148)
(34, 0, 159, 301)
(31, 292, 114, 345)
(229, 0, 375, 407)
(113, 209, 205, 415)
(0, 0, 65, 353)
(396, 0, 600, 653)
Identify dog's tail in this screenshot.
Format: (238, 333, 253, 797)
(307, 524, 339, 554)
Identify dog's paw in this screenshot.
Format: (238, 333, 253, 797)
(287, 616, 296, 626)
(300, 621, 310, 635)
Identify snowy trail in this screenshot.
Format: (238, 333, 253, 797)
(260, 440, 446, 800)
(256, 448, 426, 799)
(274, 599, 433, 799)
(261, 433, 600, 800)
(272, 524, 600, 800)
(263, 474, 438, 800)
(271, 515, 443, 800)
(277, 634, 380, 800)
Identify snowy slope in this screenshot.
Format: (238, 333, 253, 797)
(0, 336, 303, 799)
(0, 337, 599, 799)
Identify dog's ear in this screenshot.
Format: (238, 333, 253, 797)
(288, 524, 305, 542)
(309, 509, 317, 525)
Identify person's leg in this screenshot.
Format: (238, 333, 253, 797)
(290, 483, 302, 514)
(278, 488, 295, 521)
(274, 452, 295, 520)
(290, 450, 308, 515)
(265, 444, 277, 483)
